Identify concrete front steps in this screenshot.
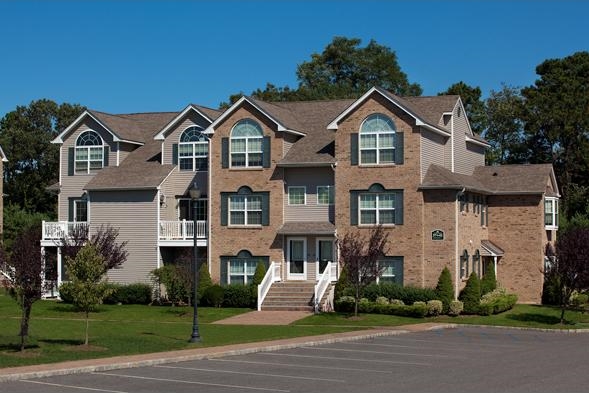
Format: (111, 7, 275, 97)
(261, 281, 316, 311)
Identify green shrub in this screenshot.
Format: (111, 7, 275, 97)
(572, 293, 589, 308)
(435, 267, 454, 313)
(459, 273, 481, 314)
(413, 301, 426, 307)
(198, 263, 213, 301)
(390, 299, 405, 305)
(427, 300, 443, 316)
(104, 283, 152, 305)
(375, 296, 389, 305)
(252, 262, 267, 286)
(223, 284, 255, 308)
(58, 282, 75, 303)
(480, 261, 497, 296)
(448, 300, 463, 316)
(364, 283, 437, 304)
(151, 265, 190, 305)
(334, 267, 352, 300)
(478, 289, 518, 315)
(542, 273, 562, 305)
(203, 284, 224, 307)
(334, 296, 355, 313)
(358, 298, 374, 313)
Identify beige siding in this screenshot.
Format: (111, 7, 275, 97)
(420, 129, 447, 180)
(160, 170, 208, 221)
(465, 143, 485, 168)
(90, 190, 159, 284)
(117, 142, 136, 165)
(58, 119, 116, 220)
(284, 167, 333, 222)
(452, 103, 473, 175)
(162, 111, 212, 166)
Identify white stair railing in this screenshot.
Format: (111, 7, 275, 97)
(257, 261, 281, 311)
(314, 261, 332, 313)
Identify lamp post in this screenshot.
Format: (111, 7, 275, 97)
(188, 182, 201, 343)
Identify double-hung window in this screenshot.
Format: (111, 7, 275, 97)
(231, 119, 263, 168)
(288, 187, 306, 205)
(222, 251, 268, 285)
(376, 257, 404, 284)
(229, 195, 262, 226)
(75, 131, 104, 174)
(460, 249, 469, 279)
(360, 193, 395, 225)
(544, 197, 559, 230)
(317, 186, 334, 205)
(178, 126, 208, 171)
(359, 114, 396, 165)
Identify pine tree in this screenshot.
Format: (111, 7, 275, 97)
(480, 261, 497, 296)
(459, 273, 481, 314)
(435, 267, 454, 313)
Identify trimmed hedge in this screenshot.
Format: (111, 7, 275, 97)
(223, 284, 256, 308)
(103, 283, 152, 305)
(478, 289, 518, 315)
(203, 284, 224, 307)
(363, 283, 437, 304)
(334, 296, 428, 318)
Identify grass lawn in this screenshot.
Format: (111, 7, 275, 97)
(0, 295, 358, 368)
(295, 304, 589, 329)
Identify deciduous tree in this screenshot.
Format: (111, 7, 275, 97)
(338, 225, 389, 317)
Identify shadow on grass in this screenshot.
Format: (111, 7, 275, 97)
(38, 338, 84, 346)
(0, 342, 40, 352)
(49, 304, 106, 314)
(506, 313, 565, 325)
(140, 331, 187, 342)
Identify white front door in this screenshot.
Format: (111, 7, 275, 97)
(316, 238, 334, 278)
(287, 237, 306, 280)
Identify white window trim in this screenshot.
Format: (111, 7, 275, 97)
(359, 114, 396, 166)
(73, 199, 88, 222)
(359, 193, 396, 225)
(545, 197, 559, 230)
(229, 195, 262, 226)
(317, 185, 334, 205)
(178, 126, 208, 172)
(75, 130, 104, 174)
(376, 259, 396, 284)
(316, 238, 335, 278)
(230, 120, 263, 168)
(287, 237, 307, 280)
(288, 186, 306, 206)
(227, 260, 255, 285)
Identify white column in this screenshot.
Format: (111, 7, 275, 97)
(40, 246, 46, 298)
(57, 248, 63, 288)
(493, 256, 498, 277)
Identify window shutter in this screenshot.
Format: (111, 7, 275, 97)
(68, 197, 75, 221)
(220, 193, 228, 226)
(350, 191, 359, 225)
(172, 143, 178, 165)
(221, 138, 229, 168)
(103, 146, 109, 167)
(395, 190, 404, 225)
(262, 136, 271, 168)
(395, 132, 404, 164)
(68, 147, 75, 176)
(261, 192, 270, 226)
(350, 133, 358, 166)
(394, 257, 404, 285)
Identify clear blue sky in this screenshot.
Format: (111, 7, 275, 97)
(1, 0, 587, 119)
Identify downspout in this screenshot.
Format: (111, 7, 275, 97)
(455, 187, 465, 300)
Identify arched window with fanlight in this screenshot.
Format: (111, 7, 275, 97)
(460, 249, 470, 279)
(359, 114, 396, 165)
(230, 119, 263, 168)
(178, 126, 208, 171)
(75, 130, 105, 174)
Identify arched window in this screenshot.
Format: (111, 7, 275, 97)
(75, 130, 104, 173)
(179, 126, 208, 171)
(231, 119, 263, 168)
(460, 249, 470, 279)
(359, 114, 396, 165)
(472, 249, 481, 277)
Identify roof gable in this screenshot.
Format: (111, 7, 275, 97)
(154, 104, 220, 140)
(52, 110, 128, 145)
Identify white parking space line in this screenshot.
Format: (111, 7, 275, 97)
(93, 372, 290, 392)
(211, 359, 398, 374)
(259, 352, 431, 366)
(154, 365, 345, 383)
(379, 336, 523, 348)
(301, 346, 463, 359)
(342, 341, 498, 353)
(20, 380, 129, 393)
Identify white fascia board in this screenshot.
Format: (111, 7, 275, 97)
(0, 145, 7, 162)
(327, 87, 380, 130)
(154, 105, 213, 141)
(549, 167, 561, 197)
(284, 129, 306, 137)
(156, 167, 176, 189)
(465, 135, 490, 147)
(52, 111, 125, 144)
(455, 98, 475, 136)
(203, 96, 287, 135)
(416, 120, 451, 136)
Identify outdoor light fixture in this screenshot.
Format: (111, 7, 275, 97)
(189, 182, 201, 343)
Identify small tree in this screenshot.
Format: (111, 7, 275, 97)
(1, 224, 43, 351)
(435, 267, 454, 314)
(480, 261, 497, 296)
(252, 261, 267, 286)
(65, 244, 113, 346)
(338, 225, 389, 317)
(198, 263, 213, 302)
(546, 228, 589, 323)
(459, 273, 481, 314)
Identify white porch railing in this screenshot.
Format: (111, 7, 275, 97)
(314, 261, 333, 313)
(42, 221, 88, 240)
(257, 261, 282, 311)
(159, 220, 207, 240)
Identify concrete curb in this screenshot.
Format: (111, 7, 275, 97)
(0, 326, 443, 382)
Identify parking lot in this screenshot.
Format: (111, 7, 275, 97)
(2, 326, 589, 393)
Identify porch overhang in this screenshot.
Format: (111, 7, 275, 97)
(480, 239, 505, 257)
(277, 222, 335, 236)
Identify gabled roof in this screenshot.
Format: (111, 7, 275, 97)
(421, 163, 559, 196)
(53, 110, 178, 145)
(277, 221, 336, 235)
(154, 104, 221, 140)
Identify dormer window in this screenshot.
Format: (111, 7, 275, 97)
(545, 197, 559, 230)
(359, 114, 396, 165)
(75, 131, 104, 174)
(230, 119, 263, 168)
(179, 126, 208, 171)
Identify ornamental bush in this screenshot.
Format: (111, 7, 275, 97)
(358, 298, 374, 313)
(448, 300, 463, 316)
(198, 263, 213, 302)
(252, 262, 267, 286)
(435, 267, 454, 313)
(375, 296, 389, 305)
(426, 300, 443, 316)
(480, 261, 497, 296)
(103, 283, 152, 305)
(363, 283, 437, 304)
(223, 284, 255, 308)
(203, 284, 224, 307)
(459, 273, 481, 314)
(334, 296, 355, 313)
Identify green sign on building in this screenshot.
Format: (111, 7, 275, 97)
(431, 229, 444, 241)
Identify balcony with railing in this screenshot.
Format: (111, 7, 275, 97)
(41, 221, 89, 245)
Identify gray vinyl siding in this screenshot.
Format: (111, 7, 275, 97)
(162, 111, 212, 166)
(452, 103, 477, 175)
(90, 190, 159, 284)
(160, 170, 208, 221)
(58, 119, 116, 220)
(420, 129, 447, 180)
(282, 133, 298, 157)
(117, 142, 136, 165)
(465, 142, 486, 168)
(284, 167, 334, 222)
